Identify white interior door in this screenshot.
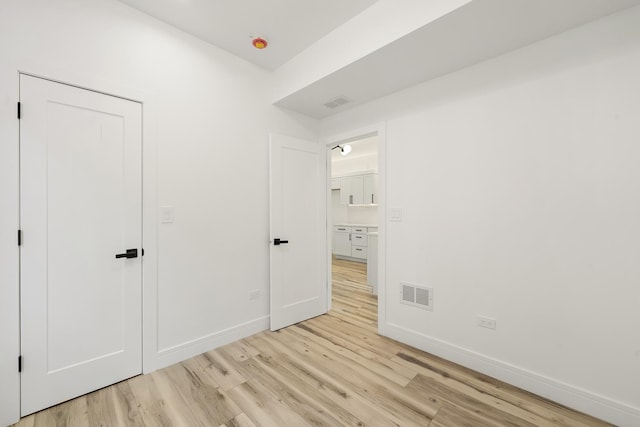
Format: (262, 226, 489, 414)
(269, 133, 327, 331)
(20, 75, 142, 416)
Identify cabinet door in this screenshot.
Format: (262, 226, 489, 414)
(351, 175, 364, 204)
(364, 173, 378, 204)
(339, 176, 352, 205)
(333, 231, 351, 256)
(331, 178, 341, 190)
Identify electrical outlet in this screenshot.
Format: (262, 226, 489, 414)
(477, 315, 497, 330)
(248, 290, 260, 301)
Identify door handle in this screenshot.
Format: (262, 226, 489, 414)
(273, 238, 289, 246)
(115, 248, 138, 259)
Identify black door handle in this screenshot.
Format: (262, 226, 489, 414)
(115, 248, 138, 259)
(273, 238, 289, 246)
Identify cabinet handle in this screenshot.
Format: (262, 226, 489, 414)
(349, 195, 353, 204)
(349, 233, 351, 241)
(372, 194, 374, 203)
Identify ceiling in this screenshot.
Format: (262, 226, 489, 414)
(116, 0, 378, 70)
(116, 0, 640, 119)
(275, 0, 640, 118)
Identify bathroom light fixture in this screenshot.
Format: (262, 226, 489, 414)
(331, 144, 352, 156)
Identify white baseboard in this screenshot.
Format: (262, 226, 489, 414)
(384, 322, 640, 427)
(155, 316, 270, 370)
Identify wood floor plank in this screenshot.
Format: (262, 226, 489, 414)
(288, 323, 417, 387)
(224, 352, 353, 427)
(222, 340, 261, 363)
(245, 333, 411, 427)
(408, 374, 538, 427)
(266, 327, 439, 426)
(430, 402, 498, 427)
(225, 379, 311, 427)
(186, 351, 247, 392)
(219, 413, 257, 427)
(163, 362, 242, 426)
(133, 368, 203, 426)
(31, 396, 88, 427)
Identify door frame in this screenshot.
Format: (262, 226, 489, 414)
(2, 67, 160, 424)
(321, 122, 387, 334)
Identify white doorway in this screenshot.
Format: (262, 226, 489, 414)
(325, 126, 385, 330)
(19, 74, 143, 415)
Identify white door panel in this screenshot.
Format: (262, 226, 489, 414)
(20, 75, 142, 415)
(270, 134, 327, 331)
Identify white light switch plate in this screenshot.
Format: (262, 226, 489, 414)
(390, 208, 403, 222)
(160, 206, 174, 223)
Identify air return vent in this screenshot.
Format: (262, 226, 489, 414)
(400, 282, 433, 311)
(324, 96, 351, 109)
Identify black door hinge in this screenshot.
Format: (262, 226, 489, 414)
(18, 229, 22, 246)
(17, 102, 21, 119)
(18, 356, 22, 373)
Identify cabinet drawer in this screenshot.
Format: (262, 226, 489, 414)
(351, 233, 368, 247)
(352, 227, 367, 233)
(351, 246, 367, 259)
(334, 226, 351, 232)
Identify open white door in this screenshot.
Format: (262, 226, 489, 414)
(269, 133, 327, 331)
(20, 75, 142, 415)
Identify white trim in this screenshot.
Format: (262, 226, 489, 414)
(384, 322, 640, 427)
(155, 316, 270, 370)
(0, 65, 21, 427)
(321, 122, 387, 331)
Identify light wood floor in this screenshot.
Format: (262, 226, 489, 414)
(14, 258, 612, 427)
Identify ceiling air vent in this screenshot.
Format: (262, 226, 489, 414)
(400, 282, 433, 311)
(324, 96, 351, 109)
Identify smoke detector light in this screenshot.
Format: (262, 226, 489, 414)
(252, 37, 268, 49)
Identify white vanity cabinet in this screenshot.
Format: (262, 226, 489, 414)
(332, 226, 352, 257)
(332, 225, 377, 262)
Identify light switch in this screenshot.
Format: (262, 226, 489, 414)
(390, 208, 403, 222)
(160, 206, 174, 223)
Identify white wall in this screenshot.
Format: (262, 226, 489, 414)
(0, 0, 317, 424)
(331, 153, 378, 177)
(321, 6, 640, 427)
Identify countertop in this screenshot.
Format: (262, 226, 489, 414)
(334, 223, 378, 228)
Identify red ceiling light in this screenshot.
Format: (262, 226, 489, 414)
(252, 37, 268, 49)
